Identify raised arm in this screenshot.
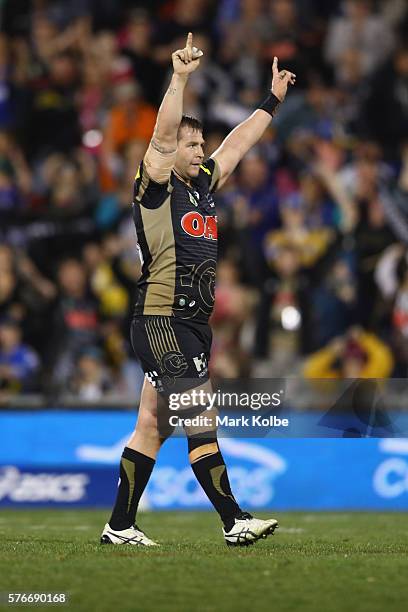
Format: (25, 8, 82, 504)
(211, 58, 295, 189)
(143, 32, 203, 184)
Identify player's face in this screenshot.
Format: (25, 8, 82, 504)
(175, 127, 205, 180)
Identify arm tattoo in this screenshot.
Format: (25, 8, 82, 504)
(151, 138, 177, 155)
(167, 86, 177, 96)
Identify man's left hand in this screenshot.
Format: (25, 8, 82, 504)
(271, 56, 296, 102)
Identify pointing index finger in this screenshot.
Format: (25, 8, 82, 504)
(272, 56, 278, 75)
(186, 32, 193, 50)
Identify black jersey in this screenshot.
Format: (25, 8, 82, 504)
(132, 157, 220, 322)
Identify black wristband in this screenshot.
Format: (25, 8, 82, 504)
(258, 92, 281, 117)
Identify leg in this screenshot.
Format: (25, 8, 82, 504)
(178, 379, 278, 546)
(101, 316, 176, 545)
(127, 377, 170, 458)
(107, 378, 171, 533)
(178, 379, 242, 527)
(137, 317, 243, 529)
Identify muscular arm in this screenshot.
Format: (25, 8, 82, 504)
(144, 33, 203, 184)
(150, 73, 188, 154)
(211, 57, 295, 189)
(211, 109, 274, 189)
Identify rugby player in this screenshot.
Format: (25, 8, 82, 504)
(101, 33, 295, 547)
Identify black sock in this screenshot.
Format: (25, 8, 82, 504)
(109, 447, 155, 530)
(189, 442, 241, 526)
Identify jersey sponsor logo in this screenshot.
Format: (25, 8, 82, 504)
(193, 353, 208, 376)
(181, 211, 217, 241)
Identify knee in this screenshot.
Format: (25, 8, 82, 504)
(183, 406, 218, 440)
(136, 409, 158, 437)
(136, 406, 175, 445)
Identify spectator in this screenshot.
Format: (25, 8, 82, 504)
(254, 244, 304, 373)
(48, 258, 101, 391)
(154, 0, 214, 62)
(273, 78, 337, 144)
(375, 244, 408, 375)
(303, 326, 394, 379)
(0, 33, 17, 130)
(0, 264, 25, 324)
(392, 253, 408, 374)
(325, 0, 394, 81)
(261, 0, 306, 79)
(25, 51, 82, 159)
(69, 346, 113, 401)
(210, 259, 253, 378)
(264, 195, 334, 269)
(310, 255, 358, 349)
(77, 54, 107, 134)
(100, 79, 156, 191)
(233, 151, 280, 251)
(83, 237, 129, 320)
(184, 34, 240, 123)
(0, 131, 31, 218)
(0, 316, 40, 396)
(222, 151, 280, 285)
(120, 9, 166, 106)
(216, 1, 265, 112)
(363, 45, 408, 153)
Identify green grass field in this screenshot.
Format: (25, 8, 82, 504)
(1, 510, 407, 612)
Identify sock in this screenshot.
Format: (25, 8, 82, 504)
(109, 447, 155, 530)
(188, 437, 241, 527)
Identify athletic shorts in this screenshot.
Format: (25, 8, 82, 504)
(130, 315, 212, 396)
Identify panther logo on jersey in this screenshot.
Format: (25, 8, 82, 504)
(161, 351, 189, 378)
(160, 350, 189, 388)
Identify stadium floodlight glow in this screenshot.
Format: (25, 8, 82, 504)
(281, 306, 301, 330)
(83, 129, 103, 148)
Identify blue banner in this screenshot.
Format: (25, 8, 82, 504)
(1, 411, 408, 509)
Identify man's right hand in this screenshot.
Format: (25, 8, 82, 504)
(172, 32, 203, 76)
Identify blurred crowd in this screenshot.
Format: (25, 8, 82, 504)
(0, 0, 408, 403)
